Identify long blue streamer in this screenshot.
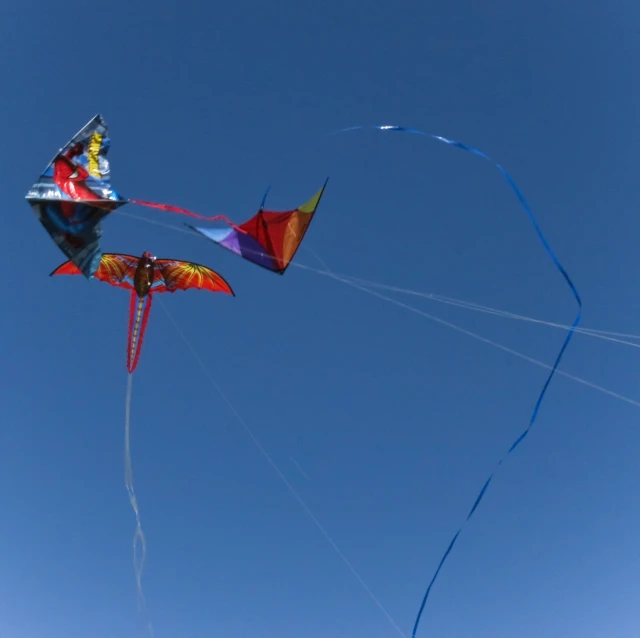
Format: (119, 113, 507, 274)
(329, 125, 583, 637)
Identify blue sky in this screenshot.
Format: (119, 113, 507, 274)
(1, 1, 639, 636)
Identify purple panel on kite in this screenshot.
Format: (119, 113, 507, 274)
(191, 226, 277, 271)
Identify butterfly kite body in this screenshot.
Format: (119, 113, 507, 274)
(51, 252, 234, 372)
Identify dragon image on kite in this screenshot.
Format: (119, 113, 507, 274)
(51, 252, 234, 372)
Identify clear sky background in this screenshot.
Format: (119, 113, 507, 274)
(1, 1, 639, 637)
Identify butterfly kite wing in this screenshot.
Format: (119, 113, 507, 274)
(188, 179, 328, 274)
(51, 253, 140, 291)
(26, 114, 126, 278)
(153, 259, 235, 295)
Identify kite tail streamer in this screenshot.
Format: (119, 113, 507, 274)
(124, 373, 148, 615)
(129, 198, 246, 232)
(127, 293, 153, 374)
(330, 125, 582, 638)
(259, 184, 271, 209)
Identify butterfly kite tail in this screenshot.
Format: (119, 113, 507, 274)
(127, 291, 153, 374)
(129, 199, 247, 234)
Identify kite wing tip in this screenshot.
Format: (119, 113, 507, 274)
(298, 179, 329, 214)
(50, 254, 100, 278)
(50, 261, 81, 277)
(210, 274, 236, 297)
(50, 260, 68, 276)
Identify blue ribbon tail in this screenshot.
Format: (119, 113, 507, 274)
(260, 184, 271, 210)
(328, 124, 582, 638)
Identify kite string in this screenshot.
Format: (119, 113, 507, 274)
(329, 125, 583, 638)
(323, 270, 640, 409)
(111, 210, 640, 409)
(156, 298, 406, 638)
(129, 198, 247, 233)
(124, 372, 154, 637)
(113, 209, 640, 348)
(334, 273, 640, 348)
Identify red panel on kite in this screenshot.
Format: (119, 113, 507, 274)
(153, 259, 234, 294)
(187, 179, 328, 274)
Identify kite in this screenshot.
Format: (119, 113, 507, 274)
(187, 179, 328, 274)
(50, 251, 234, 372)
(51, 251, 234, 619)
(26, 115, 241, 279)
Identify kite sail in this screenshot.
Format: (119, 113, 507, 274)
(51, 252, 234, 372)
(26, 115, 126, 278)
(187, 179, 328, 274)
(27, 115, 240, 279)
